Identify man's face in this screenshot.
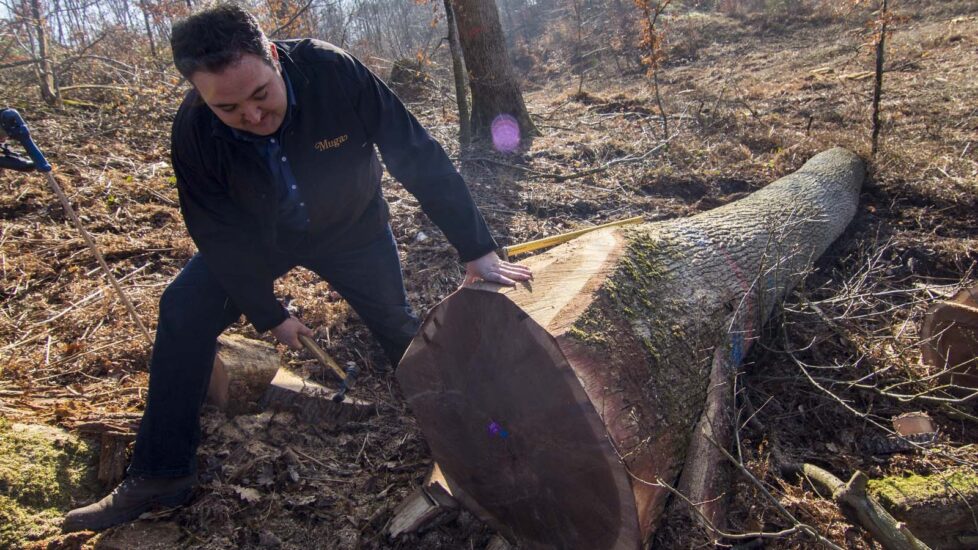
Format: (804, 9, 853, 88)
(191, 50, 287, 136)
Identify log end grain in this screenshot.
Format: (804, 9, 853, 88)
(397, 288, 641, 549)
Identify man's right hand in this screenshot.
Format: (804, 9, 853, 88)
(271, 315, 313, 349)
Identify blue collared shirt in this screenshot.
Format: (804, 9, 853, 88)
(230, 69, 310, 231)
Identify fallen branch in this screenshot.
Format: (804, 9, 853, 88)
(790, 464, 930, 550)
(707, 436, 845, 550)
(654, 475, 803, 542)
(465, 140, 669, 182)
(59, 84, 132, 94)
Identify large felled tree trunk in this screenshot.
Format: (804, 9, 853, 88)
(397, 148, 866, 548)
(449, 0, 539, 149)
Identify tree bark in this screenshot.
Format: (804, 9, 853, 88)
(866, 468, 978, 550)
(397, 148, 866, 548)
(449, 0, 538, 149)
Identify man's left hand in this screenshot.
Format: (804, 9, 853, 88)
(463, 251, 533, 287)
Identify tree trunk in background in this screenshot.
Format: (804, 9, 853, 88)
(449, 0, 538, 150)
(30, 0, 62, 107)
(138, 0, 157, 58)
(443, 0, 471, 147)
(398, 148, 866, 548)
(871, 0, 888, 156)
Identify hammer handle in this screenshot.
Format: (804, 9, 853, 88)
(298, 334, 347, 382)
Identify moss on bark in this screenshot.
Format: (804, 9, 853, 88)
(867, 469, 978, 511)
(0, 419, 97, 547)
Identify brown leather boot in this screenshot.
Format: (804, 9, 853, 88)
(62, 474, 195, 532)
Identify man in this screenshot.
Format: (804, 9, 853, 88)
(63, 4, 531, 532)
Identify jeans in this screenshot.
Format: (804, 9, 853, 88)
(128, 226, 419, 477)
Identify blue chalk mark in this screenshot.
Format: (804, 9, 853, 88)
(730, 333, 745, 366)
(488, 421, 510, 439)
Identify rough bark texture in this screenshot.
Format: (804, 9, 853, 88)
(97, 430, 135, 486)
(399, 148, 866, 548)
(449, 0, 538, 146)
(561, 147, 865, 540)
(868, 469, 978, 550)
(668, 344, 736, 535)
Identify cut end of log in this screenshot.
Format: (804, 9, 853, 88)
(397, 288, 640, 549)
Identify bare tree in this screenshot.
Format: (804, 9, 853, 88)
(637, 0, 671, 138)
(27, 0, 62, 106)
(137, 0, 155, 58)
(443, 0, 470, 146)
(870, 0, 889, 156)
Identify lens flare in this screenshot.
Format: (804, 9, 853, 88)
(491, 114, 521, 153)
(487, 421, 509, 439)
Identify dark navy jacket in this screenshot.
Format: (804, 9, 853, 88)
(171, 39, 497, 332)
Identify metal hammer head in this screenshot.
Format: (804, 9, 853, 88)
(331, 364, 359, 403)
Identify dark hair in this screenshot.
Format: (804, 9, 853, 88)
(170, 3, 274, 79)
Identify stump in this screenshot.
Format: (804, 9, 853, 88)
(206, 334, 281, 416)
(97, 430, 135, 485)
(397, 148, 866, 548)
(868, 469, 978, 549)
(919, 283, 978, 400)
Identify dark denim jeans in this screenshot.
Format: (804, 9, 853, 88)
(128, 226, 419, 477)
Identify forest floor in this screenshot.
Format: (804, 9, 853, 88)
(1, 2, 977, 549)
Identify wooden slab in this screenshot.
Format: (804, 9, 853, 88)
(466, 227, 625, 335)
(261, 369, 374, 424)
(397, 288, 640, 549)
(386, 471, 459, 538)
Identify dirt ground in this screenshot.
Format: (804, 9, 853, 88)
(1, 2, 976, 548)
